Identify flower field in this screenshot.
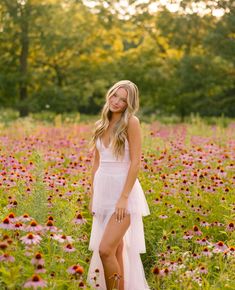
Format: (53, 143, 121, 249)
(0, 117, 234, 289)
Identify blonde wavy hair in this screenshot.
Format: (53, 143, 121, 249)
(90, 80, 140, 161)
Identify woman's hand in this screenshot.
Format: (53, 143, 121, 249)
(115, 196, 128, 223)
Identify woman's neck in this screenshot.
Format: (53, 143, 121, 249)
(110, 112, 122, 124)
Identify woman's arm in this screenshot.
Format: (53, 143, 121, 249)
(90, 146, 100, 200)
(120, 115, 142, 199)
(115, 115, 141, 222)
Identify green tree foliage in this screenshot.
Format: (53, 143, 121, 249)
(0, 0, 234, 117)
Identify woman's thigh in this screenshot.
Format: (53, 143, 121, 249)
(99, 212, 130, 255)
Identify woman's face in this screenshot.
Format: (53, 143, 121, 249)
(109, 87, 128, 113)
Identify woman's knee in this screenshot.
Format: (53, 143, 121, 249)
(99, 243, 113, 259)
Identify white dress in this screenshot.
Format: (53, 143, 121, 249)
(87, 137, 151, 290)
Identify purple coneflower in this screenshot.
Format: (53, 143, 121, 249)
(159, 214, 168, 219)
(71, 182, 79, 187)
(25, 220, 44, 232)
(53, 234, 74, 243)
(45, 220, 58, 232)
(20, 233, 42, 245)
(18, 213, 32, 222)
(192, 253, 200, 259)
(8, 212, 17, 222)
(152, 266, 160, 276)
(0, 253, 15, 262)
(183, 232, 193, 240)
(35, 264, 46, 273)
(202, 247, 212, 257)
(31, 252, 45, 266)
(192, 225, 202, 236)
(211, 221, 224, 227)
(226, 222, 234, 232)
(47, 215, 54, 221)
(23, 274, 47, 289)
(213, 241, 228, 253)
(12, 222, 24, 231)
(0, 218, 13, 230)
(63, 243, 76, 252)
(223, 246, 235, 257)
(196, 237, 209, 246)
(199, 265, 208, 274)
(153, 198, 161, 204)
(73, 213, 87, 225)
(78, 281, 85, 288)
(175, 209, 183, 216)
(159, 267, 170, 277)
(200, 221, 210, 227)
(229, 246, 235, 252)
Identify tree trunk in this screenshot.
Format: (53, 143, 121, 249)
(19, 4, 29, 117)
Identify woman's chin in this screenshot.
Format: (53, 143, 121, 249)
(110, 108, 121, 113)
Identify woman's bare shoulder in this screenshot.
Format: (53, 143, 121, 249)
(127, 115, 140, 127)
(126, 115, 141, 142)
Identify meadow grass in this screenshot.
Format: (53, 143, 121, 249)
(0, 113, 234, 289)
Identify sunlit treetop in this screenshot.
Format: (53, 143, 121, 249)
(82, 0, 229, 19)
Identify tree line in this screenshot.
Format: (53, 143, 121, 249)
(0, 0, 234, 120)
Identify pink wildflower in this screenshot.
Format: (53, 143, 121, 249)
(23, 274, 47, 289)
(20, 233, 42, 245)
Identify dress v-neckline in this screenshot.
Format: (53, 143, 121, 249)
(99, 137, 110, 149)
(99, 121, 119, 149)
(98, 136, 129, 149)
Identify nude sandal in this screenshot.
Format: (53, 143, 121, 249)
(108, 272, 122, 290)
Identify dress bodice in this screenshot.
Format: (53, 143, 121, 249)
(96, 137, 130, 163)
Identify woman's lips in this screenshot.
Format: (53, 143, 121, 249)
(111, 104, 119, 109)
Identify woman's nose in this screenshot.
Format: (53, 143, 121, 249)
(114, 99, 120, 105)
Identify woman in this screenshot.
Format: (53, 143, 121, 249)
(87, 80, 150, 290)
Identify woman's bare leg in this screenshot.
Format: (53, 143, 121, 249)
(99, 213, 130, 290)
(116, 239, 124, 290)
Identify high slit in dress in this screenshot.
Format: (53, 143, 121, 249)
(87, 137, 150, 290)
